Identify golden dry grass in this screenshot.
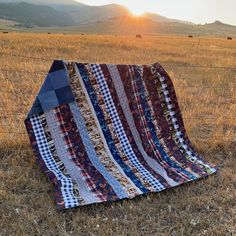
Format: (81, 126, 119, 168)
(0, 32, 235, 236)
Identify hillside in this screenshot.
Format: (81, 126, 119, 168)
(59, 3, 192, 25)
(0, 0, 80, 5)
(201, 21, 236, 36)
(72, 16, 236, 37)
(0, 2, 74, 27)
(69, 3, 130, 24)
(0, 1, 235, 36)
(0, 1, 201, 26)
(143, 12, 194, 24)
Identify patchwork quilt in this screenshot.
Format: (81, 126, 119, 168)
(25, 60, 217, 209)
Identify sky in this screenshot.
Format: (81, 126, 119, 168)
(77, 0, 236, 26)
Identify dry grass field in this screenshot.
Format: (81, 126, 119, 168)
(0, 32, 235, 236)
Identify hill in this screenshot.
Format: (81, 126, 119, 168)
(72, 16, 236, 37)
(0, 0, 80, 5)
(58, 3, 192, 25)
(201, 21, 236, 36)
(0, 1, 201, 26)
(0, 1, 235, 36)
(0, 2, 74, 27)
(68, 3, 130, 24)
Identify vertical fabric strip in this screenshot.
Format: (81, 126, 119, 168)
(152, 63, 216, 174)
(69, 102, 128, 199)
(39, 113, 85, 205)
(30, 115, 80, 209)
(130, 65, 196, 181)
(86, 63, 162, 191)
(141, 64, 205, 176)
(56, 104, 120, 201)
(76, 63, 149, 193)
(89, 64, 166, 191)
(107, 64, 179, 187)
(45, 110, 100, 205)
(68, 63, 141, 198)
(117, 65, 193, 182)
(99, 64, 172, 188)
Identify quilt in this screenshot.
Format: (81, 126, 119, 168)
(25, 60, 217, 209)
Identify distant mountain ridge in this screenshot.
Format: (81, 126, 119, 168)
(0, 0, 201, 26)
(0, 0, 81, 5)
(0, 0, 235, 36)
(0, 2, 74, 26)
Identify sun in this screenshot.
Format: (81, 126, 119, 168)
(129, 7, 145, 16)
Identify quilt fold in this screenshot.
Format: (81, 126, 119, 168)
(25, 60, 216, 209)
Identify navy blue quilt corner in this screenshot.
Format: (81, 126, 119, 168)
(26, 60, 75, 119)
(49, 60, 66, 73)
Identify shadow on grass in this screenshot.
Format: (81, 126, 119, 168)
(0, 139, 235, 213)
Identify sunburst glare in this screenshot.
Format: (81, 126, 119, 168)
(129, 7, 145, 16)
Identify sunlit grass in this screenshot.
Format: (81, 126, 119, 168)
(0, 32, 235, 235)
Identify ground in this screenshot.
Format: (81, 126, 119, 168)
(0, 33, 235, 235)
